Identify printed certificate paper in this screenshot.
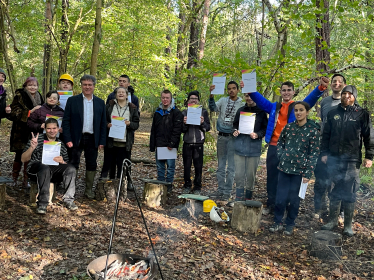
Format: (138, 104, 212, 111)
(238, 112, 256, 134)
(44, 115, 62, 137)
(109, 116, 126, 139)
(211, 73, 226, 95)
(42, 141, 61, 166)
(299, 181, 309, 199)
(241, 69, 256, 93)
(186, 104, 202, 125)
(157, 147, 177, 160)
(57, 91, 73, 110)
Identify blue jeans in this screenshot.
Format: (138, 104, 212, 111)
(156, 152, 176, 183)
(274, 171, 302, 227)
(216, 135, 235, 195)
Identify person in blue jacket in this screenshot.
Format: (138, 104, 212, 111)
(240, 77, 329, 214)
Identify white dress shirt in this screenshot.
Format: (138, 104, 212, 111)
(82, 94, 94, 134)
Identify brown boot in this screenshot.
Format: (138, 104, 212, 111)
(12, 161, 22, 189)
(23, 161, 31, 190)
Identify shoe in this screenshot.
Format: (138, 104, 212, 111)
(193, 189, 201, 195)
(221, 194, 231, 201)
(284, 225, 294, 235)
(166, 183, 173, 193)
(36, 205, 47, 215)
(269, 223, 283, 233)
(226, 201, 235, 207)
(343, 202, 355, 237)
(127, 182, 134, 191)
(262, 205, 274, 215)
(321, 200, 341, 230)
(85, 171, 96, 199)
(209, 191, 223, 198)
(183, 186, 191, 194)
(65, 201, 78, 211)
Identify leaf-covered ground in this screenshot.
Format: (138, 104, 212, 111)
(0, 116, 374, 280)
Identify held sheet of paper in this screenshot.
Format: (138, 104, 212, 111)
(57, 91, 73, 110)
(238, 112, 256, 134)
(211, 73, 226, 95)
(186, 104, 202, 125)
(241, 70, 256, 93)
(299, 181, 308, 199)
(42, 141, 61, 166)
(157, 147, 177, 160)
(109, 116, 126, 139)
(44, 115, 62, 137)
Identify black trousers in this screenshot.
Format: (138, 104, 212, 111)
(69, 133, 98, 171)
(313, 155, 330, 211)
(183, 143, 204, 190)
(266, 145, 279, 207)
(28, 162, 76, 207)
(101, 146, 131, 179)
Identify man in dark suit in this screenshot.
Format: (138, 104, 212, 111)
(62, 75, 106, 199)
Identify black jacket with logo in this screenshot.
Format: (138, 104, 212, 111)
(321, 104, 374, 162)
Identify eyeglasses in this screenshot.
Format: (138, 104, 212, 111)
(189, 97, 199, 100)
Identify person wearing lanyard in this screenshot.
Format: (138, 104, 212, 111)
(209, 81, 245, 201)
(100, 87, 139, 182)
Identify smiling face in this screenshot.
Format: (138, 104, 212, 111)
(46, 122, 59, 139)
(244, 93, 255, 106)
(26, 81, 38, 95)
(161, 92, 172, 108)
(46, 93, 59, 106)
(331, 76, 345, 94)
(341, 91, 355, 107)
(59, 80, 73, 91)
(81, 79, 95, 96)
(188, 95, 199, 105)
(280, 85, 295, 103)
(294, 104, 309, 122)
(0, 73, 5, 86)
(116, 88, 128, 101)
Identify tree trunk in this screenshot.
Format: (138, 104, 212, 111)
(255, 1, 265, 66)
(58, 0, 69, 77)
(42, 0, 53, 97)
(175, 11, 186, 75)
(90, 0, 102, 77)
(164, 1, 172, 76)
(198, 0, 210, 60)
(187, 0, 199, 69)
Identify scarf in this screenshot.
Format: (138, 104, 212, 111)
(26, 89, 42, 107)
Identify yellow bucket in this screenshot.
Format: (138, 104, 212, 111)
(203, 199, 217, 213)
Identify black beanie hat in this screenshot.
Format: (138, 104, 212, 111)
(187, 90, 200, 101)
(341, 85, 357, 100)
(0, 68, 6, 82)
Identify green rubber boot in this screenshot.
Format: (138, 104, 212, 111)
(321, 200, 341, 230)
(85, 171, 96, 199)
(343, 202, 355, 237)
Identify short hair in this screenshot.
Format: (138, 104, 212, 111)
(119, 74, 130, 83)
(331, 74, 346, 84)
(45, 118, 59, 128)
(281, 81, 294, 91)
(46, 90, 59, 100)
(23, 77, 38, 88)
(161, 89, 172, 97)
(294, 101, 311, 111)
(80, 74, 96, 85)
(114, 87, 128, 96)
(227, 81, 239, 90)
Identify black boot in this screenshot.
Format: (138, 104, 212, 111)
(343, 202, 355, 237)
(321, 200, 341, 230)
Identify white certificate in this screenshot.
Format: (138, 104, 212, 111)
(109, 116, 126, 139)
(44, 115, 62, 137)
(299, 181, 308, 199)
(42, 141, 61, 166)
(211, 73, 226, 95)
(186, 104, 202, 125)
(238, 112, 256, 135)
(57, 91, 73, 110)
(241, 70, 256, 93)
(157, 147, 177, 160)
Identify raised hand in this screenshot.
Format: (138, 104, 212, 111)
(30, 132, 39, 150)
(5, 105, 11, 114)
(320, 77, 329, 89)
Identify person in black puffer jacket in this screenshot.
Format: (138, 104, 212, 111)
(320, 85, 374, 236)
(149, 90, 183, 189)
(228, 93, 268, 206)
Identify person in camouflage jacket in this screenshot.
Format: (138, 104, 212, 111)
(269, 101, 320, 235)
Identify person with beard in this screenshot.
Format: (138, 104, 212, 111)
(320, 85, 374, 236)
(227, 93, 268, 207)
(313, 74, 346, 218)
(149, 90, 183, 191)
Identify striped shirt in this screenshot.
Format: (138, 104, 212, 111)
(23, 134, 69, 172)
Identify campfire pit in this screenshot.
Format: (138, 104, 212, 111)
(87, 254, 157, 280)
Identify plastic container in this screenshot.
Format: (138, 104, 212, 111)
(210, 206, 230, 222)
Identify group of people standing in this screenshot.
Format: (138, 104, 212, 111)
(0, 71, 139, 214)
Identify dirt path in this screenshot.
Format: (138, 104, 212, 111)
(0, 117, 373, 280)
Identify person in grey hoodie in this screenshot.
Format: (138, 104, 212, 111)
(209, 81, 244, 200)
(181, 91, 211, 195)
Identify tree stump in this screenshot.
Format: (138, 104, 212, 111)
(0, 177, 13, 211)
(95, 179, 127, 203)
(185, 199, 204, 219)
(142, 179, 168, 207)
(310, 230, 342, 260)
(231, 201, 263, 234)
(30, 182, 56, 206)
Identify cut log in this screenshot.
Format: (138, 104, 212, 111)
(310, 230, 342, 260)
(231, 201, 263, 234)
(185, 199, 204, 219)
(95, 179, 127, 203)
(30, 182, 56, 206)
(142, 179, 168, 207)
(131, 158, 156, 164)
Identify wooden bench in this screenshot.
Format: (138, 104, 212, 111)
(29, 181, 57, 206)
(0, 177, 13, 211)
